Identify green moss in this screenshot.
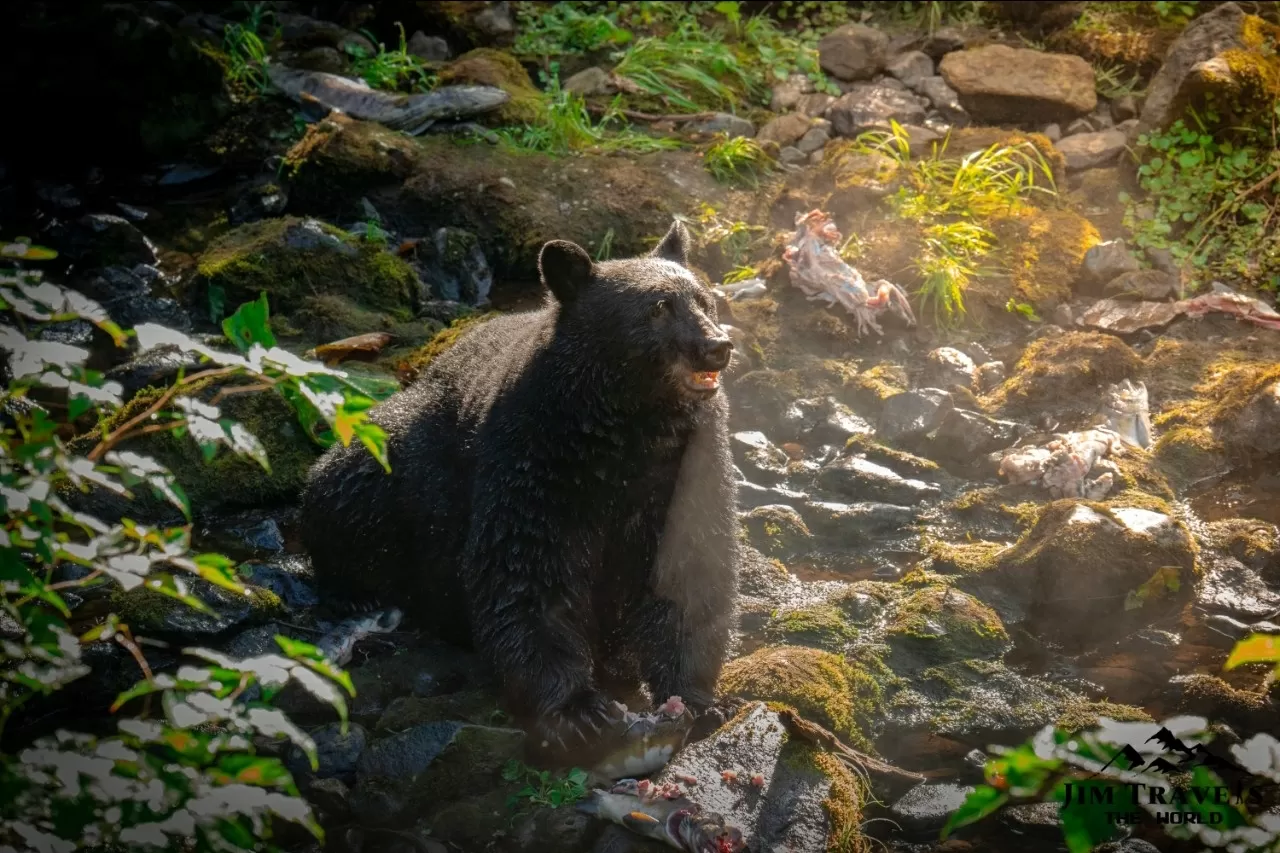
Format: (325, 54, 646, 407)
(844, 434, 939, 474)
(438, 48, 544, 125)
(1205, 518, 1280, 566)
(765, 604, 858, 650)
(288, 292, 443, 346)
(995, 207, 1102, 309)
(197, 217, 418, 314)
(1174, 674, 1273, 732)
(841, 362, 908, 407)
(743, 505, 812, 556)
(1056, 699, 1152, 734)
(1152, 425, 1228, 489)
(402, 311, 499, 377)
(719, 647, 882, 752)
(110, 582, 283, 633)
(778, 741, 870, 853)
(885, 585, 1010, 664)
(984, 331, 1143, 416)
(926, 539, 1008, 576)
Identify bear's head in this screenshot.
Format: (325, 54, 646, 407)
(538, 220, 733, 403)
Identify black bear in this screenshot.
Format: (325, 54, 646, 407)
(300, 221, 740, 748)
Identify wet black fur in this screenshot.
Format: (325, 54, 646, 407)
(300, 221, 740, 747)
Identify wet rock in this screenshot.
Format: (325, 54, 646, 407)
(736, 481, 810, 511)
(795, 127, 830, 154)
(1164, 673, 1277, 735)
(885, 585, 1011, 669)
(83, 264, 191, 332)
(928, 409, 1021, 460)
(798, 500, 916, 541)
(816, 455, 941, 505)
(350, 644, 483, 719)
(1103, 269, 1179, 301)
(1223, 380, 1280, 456)
(922, 27, 966, 60)
(939, 45, 1096, 124)
(224, 622, 289, 659)
(278, 13, 374, 55)
(287, 722, 369, 784)
(818, 23, 890, 81)
(238, 558, 319, 610)
(1065, 118, 1093, 136)
(202, 508, 292, 554)
(770, 73, 815, 112)
(407, 31, 452, 62)
(104, 344, 206, 402)
(1079, 240, 1141, 291)
(975, 361, 1006, 393)
(828, 83, 927, 137)
(353, 722, 524, 826)
(917, 76, 969, 125)
(111, 578, 282, 636)
(306, 777, 351, 820)
(923, 347, 976, 390)
(877, 388, 954, 446)
(1080, 298, 1182, 335)
(228, 174, 289, 226)
(1056, 129, 1127, 171)
(886, 50, 935, 90)
(782, 397, 873, 445)
(890, 783, 975, 833)
(563, 66, 614, 97)
(685, 112, 755, 139)
(796, 93, 835, 118)
(64, 213, 157, 269)
(741, 505, 812, 557)
(757, 112, 813, 148)
(411, 226, 493, 306)
(731, 431, 792, 484)
(1042, 122, 1062, 142)
(1137, 3, 1265, 135)
(779, 146, 807, 166)
(376, 690, 502, 730)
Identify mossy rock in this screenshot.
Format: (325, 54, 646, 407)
(197, 216, 419, 316)
(779, 741, 869, 853)
(1056, 699, 1153, 734)
(1170, 674, 1277, 735)
(1155, 357, 1280, 466)
(719, 646, 883, 752)
(984, 331, 1143, 417)
(375, 690, 504, 731)
(1204, 518, 1280, 570)
(1151, 425, 1229, 489)
(844, 434, 940, 476)
(907, 658, 1077, 742)
(742, 505, 812, 558)
(839, 361, 909, 410)
(69, 378, 320, 513)
(764, 603, 858, 651)
(401, 311, 499, 379)
(885, 584, 1011, 667)
(992, 206, 1102, 310)
(438, 49, 542, 125)
(287, 293, 443, 350)
(110, 579, 284, 635)
(926, 539, 1009, 576)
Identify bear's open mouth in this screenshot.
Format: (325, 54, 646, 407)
(685, 371, 721, 392)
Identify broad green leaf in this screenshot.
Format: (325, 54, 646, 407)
(1225, 633, 1280, 670)
(1055, 781, 1123, 853)
(940, 785, 1007, 839)
(222, 293, 278, 353)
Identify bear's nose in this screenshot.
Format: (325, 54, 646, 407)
(702, 337, 733, 370)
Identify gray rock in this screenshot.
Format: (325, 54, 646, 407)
(742, 504, 812, 555)
(413, 226, 493, 306)
(287, 722, 369, 783)
(1080, 240, 1141, 291)
(976, 361, 1007, 393)
(939, 45, 1096, 124)
(71, 212, 158, 268)
(104, 343, 206, 401)
(917, 76, 969, 125)
(886, 50, 935, 90)
(817, 455, 941, 504)
(1056, 129, 1127, 171)
(891, 783, 976, 832)
(877, 388, 955, 445)
(238, 556, 319, 609)
(770, 73, 814, 112)
(306, 777, 351, 819)
(818, 24, 890, 81)
(929, 409, 1022, 459)
(782, 397, 873, 445)
(685, 112, 755, 139)
(779, 146, 808, 166)
(278, 13, 375, 56)
(1041, 122, 1061, 142)
(795, 126, 830, 154)
(473, 1, 515, 43)
(923, 347, 976, 390)
(731, 431, 792, 485)
(1225, 380, 1280, 455)
(1111, 94, 1138, 122)
(1089, 107, 1114, 130)
(1138, 2, 1247, 135)
(563, 66, 614, 97)
(828, 82, 927, 137)
(757, 112, 813, 148)
(799, 500, 916, 540)
(796, 92, 835, 117)
(1051, 304, 1074, 327)
(1104, 269, 1179, 301)
(290, 46, 348, 74)
(1065, 117, 1093, 136)
(407, 31, 451, 62)
(922, 27, 967, 59)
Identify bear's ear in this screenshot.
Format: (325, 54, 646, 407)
(538, 240, 595, 303)
(650, 220, 690, 267)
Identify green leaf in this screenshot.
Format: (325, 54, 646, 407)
(1057, 781, 1123, 853)
(1225, 633, 1280, 669)
(940, 785, 1007, 839)
(222, 292, 277, 353)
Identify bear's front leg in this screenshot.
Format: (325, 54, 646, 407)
(628, 595, 731, 712)
(463, 484, 621, 752)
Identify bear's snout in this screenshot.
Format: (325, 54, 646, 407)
(698, 337, 733, 371)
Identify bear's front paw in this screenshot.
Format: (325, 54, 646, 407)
(535, 689, 623, 752)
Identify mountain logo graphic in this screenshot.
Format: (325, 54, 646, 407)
(1093, 727, 1248, 777)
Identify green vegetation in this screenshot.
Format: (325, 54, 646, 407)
(1121, 108, 1280, 291)
(223, 21, 272, 95)
(1092, 60, 1145, 99)
(612, 20, 760, 111)
(0, 263, 378, 850)
(513, 3, 633, 56)
(501, 761, 589, 813)
(685, 203, 768, 274)
(346, 22, 437, 92)
(853, 121, 1058, 324)
(703, 133, 774, 186)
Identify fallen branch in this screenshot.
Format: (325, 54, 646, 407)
(585, 104, 719, 123)
(777, 706, 927, 788)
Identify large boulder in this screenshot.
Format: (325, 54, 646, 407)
(818, 24, 889, 81)
(939, 45, 1096, 124)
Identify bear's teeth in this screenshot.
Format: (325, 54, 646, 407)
(690, 371, 720, 389)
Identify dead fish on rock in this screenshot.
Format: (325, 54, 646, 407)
(578, 778, 746, 853)
(999, 428, 1125, 500)
(1098, 379, 1153, 449)
(266, 64, 509, 135)
(711, 278, 766, 302)
(593, 695, 694, 781)
(316, 608, 402, 666)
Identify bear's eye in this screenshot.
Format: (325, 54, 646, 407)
(650, 299, 668, 318)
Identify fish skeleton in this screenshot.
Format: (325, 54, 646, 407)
(316, 608, 402, 666)
(712, 278, 767, 301)
(578, 778, 745, 853)
(266, 64, 510, 135)
(1100, 379, 1153, 449)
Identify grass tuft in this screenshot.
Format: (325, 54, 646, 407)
(346, 22, 436, 92)
(703, 133, 774, 186)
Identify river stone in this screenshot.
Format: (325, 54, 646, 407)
(828, 83, 927, 137)
(886, 50, 935, 90)
(1055, 129, 1127, 171)
(286, 722, 369, 784)
(757, 112, 812, 148)
(818, 23, 889, 81)
(939, 45, 1096, 124)
(1079, 298, 1182, 334)
(1103, 269, 1179, 301)
(795, 127, 830, 154)
(782, 397, 873, 445)
(816, 455, 941, 504)
(685, 112, 755, 139)
(797, 93, 835, 118)
(407, 31, 452, 62)
(238, 557, 319, 609)
(1137, 2, 1249, 135)
(976, 361, 1007, 393)
(770, 72, 814, 112)
(922, 27, 966, 59)
(1079, 239, 1141, 290)
(923, 347, 976, 390)
(798, 500, 917, 541)
(928, 409, 1022, 460)
(877, 388, 954, 445)
(563, 66, 613, 97)
(917, 75, 969, 125)
(1224, 380, 1280, 455)
(741, 504, 812, 556)
(731, 431, 792, 484)
(779, 146, 807, 166)
(890, 783, 975, 832)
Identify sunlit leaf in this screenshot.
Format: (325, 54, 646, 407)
(222, 293, 277, 353)
(940, 785, 1007, 839)
(1225, 633, 1280, 670)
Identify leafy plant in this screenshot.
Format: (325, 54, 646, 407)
(1093, 60, 1145, 100)
(1120, 108, 1280, 290)
(353, 219, 389, 246)
(0, 263, 384, 850)
(685, 204, 768, 270)
(611, 20, 760, 112)
(223, 22, 271, 95)
(703, 133, 774, 186)
(513, 3, 633, 57)
(741, 14, 841, 97)
(346, 22, 436, 92)
(1005, 298, 1042, 322)
(1153, 0, 1199, 23)
(501, 760, 589, 813)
